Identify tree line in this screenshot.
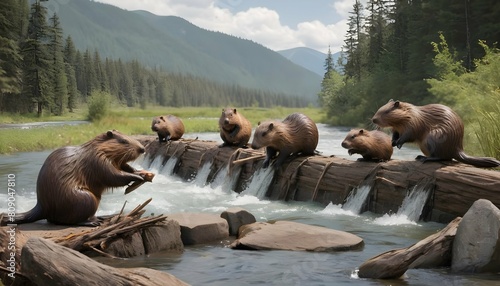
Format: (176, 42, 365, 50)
(0, 0, 308, 117)
(319, 0, 500, 127)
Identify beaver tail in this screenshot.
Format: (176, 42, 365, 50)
(1, 203, 44, 225)
(456, 151, 500, 168)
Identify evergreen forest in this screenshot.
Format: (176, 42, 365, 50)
(319, 0, 499, 157)
(0, 0, 308, 117)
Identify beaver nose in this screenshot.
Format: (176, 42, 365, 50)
(341, 141, 348, 148)
(224, 119, 229, 124)
(139, 147, 145, 154)
(372, 117, 379, 125)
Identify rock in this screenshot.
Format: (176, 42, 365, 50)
(169, 213, 229, 245)
(142, 220, 184, 253)
(357, 217, 461, 279)
(220, 207, 256, 236)
(451, 199, 500, 273)
(230, 220, 364, 251)
(105, 231, 146, 258)
(21, 237, 189, 286)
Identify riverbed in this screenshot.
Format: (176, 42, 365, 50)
(0, 125, 497, 285)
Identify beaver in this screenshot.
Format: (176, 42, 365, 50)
(1, 130, 153, 226)
(219, 108, 252, 147)
(251, 113, 319, 168)
(341, 129, 393, 161)
(371, 99, 500, 167)
(151, 115, 185, 142)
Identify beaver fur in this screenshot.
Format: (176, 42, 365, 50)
(1, 130, 148, 226)
(151, 115, 185, 142)
(372, 99, 500, 167)
(251, 113, 318, 168)
(219, 108, 252, 147)
(342, 129, 393, 161)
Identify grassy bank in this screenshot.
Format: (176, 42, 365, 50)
(0, 107, 324, 154)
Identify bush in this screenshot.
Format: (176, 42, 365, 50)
(87, 91, 110, 122)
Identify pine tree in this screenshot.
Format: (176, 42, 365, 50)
(323, 46, 335, 79)
(343, 0, 364, 79)
(48, 13, 67, 115)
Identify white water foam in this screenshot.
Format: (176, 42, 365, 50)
(194, 162, 212, 187)
(240, 167, 275, 199)
(373, 184, 431, 226)
(317, 202, 357, 216)
(342, 185, 372, 214)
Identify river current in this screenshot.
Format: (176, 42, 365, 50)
(0, 125, 497, 285)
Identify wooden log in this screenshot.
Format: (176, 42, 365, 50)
(135, 136, 500, 223)
(357, 217, 461, 279)
(21, 237, 188, 286)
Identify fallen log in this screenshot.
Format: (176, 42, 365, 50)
(357, 217, 461, 279)
(137, 136, 500, 223)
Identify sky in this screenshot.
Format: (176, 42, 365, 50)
(92, 0, 360, 54)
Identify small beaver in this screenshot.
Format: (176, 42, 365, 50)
(372, 99, 500, 167)
(219, 108, 252, 147)
(251, 113, 319, 168)
(1, 130, 153, 226)
(341, 129, 393, 161)
(151, 115, 185, 142)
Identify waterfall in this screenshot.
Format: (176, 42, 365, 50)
(373, 183, 431, 225)
(162, 156, 179, 176)
(148, 154, 165, 173)
(194, 162, 212, 187)
(210, 165, 241, 193)
(240, 167, 275, 199)
(342, 185, 372, 214)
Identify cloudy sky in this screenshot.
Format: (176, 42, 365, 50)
(93, 0, 360, 54)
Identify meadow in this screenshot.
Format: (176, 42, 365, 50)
(0, 106, 325, 154)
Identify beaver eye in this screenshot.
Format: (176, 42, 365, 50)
(262, 131, 267, 137)
(351, 135, 356, 139)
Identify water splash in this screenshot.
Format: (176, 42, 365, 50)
(240, 167, 275, 199)
(342, 185, 372, 214)
(373, 184, 431, 226)
(317, 202, 357, 216)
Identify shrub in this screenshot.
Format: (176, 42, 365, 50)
(87, 91, 110, 122)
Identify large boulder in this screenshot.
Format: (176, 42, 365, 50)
(169, 213, 229, 245)
(451, 199, 500, 273)
(220, 207, 256, 236)
(230, 220, 364, 251)
(21, 237, 189, 286)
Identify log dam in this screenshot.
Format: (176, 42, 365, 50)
(136, 136, 500, 224)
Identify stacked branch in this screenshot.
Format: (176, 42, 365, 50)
(53, 198, 167, 255)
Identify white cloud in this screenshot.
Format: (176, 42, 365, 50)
(94, 0, 353, 53)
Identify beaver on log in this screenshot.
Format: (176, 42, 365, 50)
(151, 115, 185, 142)
(371, 100, 500, 168)
(341, 129, 393, 161)
(219, 108, 252, 148)
(1, 130, 154, 226)
(251, 113, 318, 168)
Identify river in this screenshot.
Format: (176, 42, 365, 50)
(0, 125, 497, 285)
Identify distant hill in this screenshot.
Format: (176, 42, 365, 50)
(52, 0, 322, 102)
(278, 47, 342, 76)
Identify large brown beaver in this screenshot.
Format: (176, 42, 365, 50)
(371, 99, 500, 167)
(251, 113, 318, 168)
(341, 129, 393, 161)
(219, 108, 252, 147)
(1, 130, 153, 226)
(151, 115, 185, 142)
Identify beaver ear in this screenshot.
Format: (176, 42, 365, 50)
(106, 130, 114, 138)
(257, 121, 261, 126)
(268, 123, 274, 131)
(358, 129, 364, 134)
(393, 100, 400, 108)
(160, 116, 166, 122)
(233, 108, 237, 114)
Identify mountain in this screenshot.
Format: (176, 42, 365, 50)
(278, 47, 342, 76)
(52, 0, 322, 102)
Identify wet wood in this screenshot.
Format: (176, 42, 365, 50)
(137, 136, 500, 223)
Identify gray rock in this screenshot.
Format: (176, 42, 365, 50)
(105, 231, 145, 258)
(169, 213, 229, 245)
(142, 220, 184, 253)
(231, 220, 364, 251)
(451, 199, 500, 273)
(220, 207, 256, 236)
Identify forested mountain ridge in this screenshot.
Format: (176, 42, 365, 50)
(54, 0, 321, 101)
(278, 47, 341, 76)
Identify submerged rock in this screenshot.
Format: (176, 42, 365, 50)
(452, 199, 500, 273)
(169, 212, 229, 245)
(230, 220, 364, 251)
(220, 207, 256, 236)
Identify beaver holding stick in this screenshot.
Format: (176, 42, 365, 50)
(251, 113, 318, 168)
(371, 99, 500, 167)
(151, 115, 185, 142)
(219, 108, 252, 147)
(342, 129, 393, 161)
(1, 130, 154, 226)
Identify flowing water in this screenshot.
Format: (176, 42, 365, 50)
(0, 125, 498, 285)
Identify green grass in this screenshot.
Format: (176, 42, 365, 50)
(0, 107, 325, 154)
